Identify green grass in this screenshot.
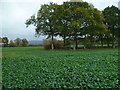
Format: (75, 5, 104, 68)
(2, 47, 119, 88)
(2, 46, 44, 57)
(0, 47, 2, 83)
(69, 44, 113, 48)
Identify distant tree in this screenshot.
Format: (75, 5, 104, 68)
(22, 39, 28, 47)
(0, 37, 2, 43)
(9, 40, 15, 47)
(14, 38, 22, 47)
(103, 5, 120, 48)
(2, 37, 9, 47)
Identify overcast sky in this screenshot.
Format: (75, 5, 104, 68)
(0, 0, 119, 41)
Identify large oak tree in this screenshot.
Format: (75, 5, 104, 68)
(26, 3, 58, 50)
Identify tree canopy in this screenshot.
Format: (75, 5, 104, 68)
(26, 1, 108, 50)
(103, 5, 120, 48)
(2, 37, 9, 47)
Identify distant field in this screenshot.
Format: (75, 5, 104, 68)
(69, 44, 113, 48)
(2, 47, 119, 88)
(2, 47, 44, 57)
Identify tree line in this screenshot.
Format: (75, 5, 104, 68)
(1, 37, 28, 47)
(25, 1, 119, 50)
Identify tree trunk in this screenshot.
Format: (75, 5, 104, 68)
(63, 35, 66, 48)
(107, 42, 110, 47)
(112, 41, 115, 48)
(118, 37, 120, 48)
(107, 38, 110, 47)
(73, 41, 76, 50)
(100, 35, 104, 47)
(90, 36, 93, 48)
(73, 38, 77, 50)
(101, 39, 103, 47)
(51, 35, 54, 50)
(73, 31, 78, 50)
(112, 35, 115, 48)
(75, 40, 78, 49)
(84, 35, 87, 49)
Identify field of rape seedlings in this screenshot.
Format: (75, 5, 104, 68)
(2, 47, 119, 88)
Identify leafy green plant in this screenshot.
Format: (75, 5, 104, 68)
(2, 47, 119, 88)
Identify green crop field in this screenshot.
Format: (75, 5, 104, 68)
(0, 57, 1, 83)
(2, 47, 119, 88)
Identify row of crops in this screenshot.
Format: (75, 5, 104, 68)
(2, 48, 119, 88)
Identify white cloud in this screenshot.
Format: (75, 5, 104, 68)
(0, 0, 43, 3)
(0, 0, 68, 4)
(84, 0, 119, 3)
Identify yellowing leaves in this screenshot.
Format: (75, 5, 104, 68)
(71, 21, 82, 26)
(75, 7, 89, 16)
